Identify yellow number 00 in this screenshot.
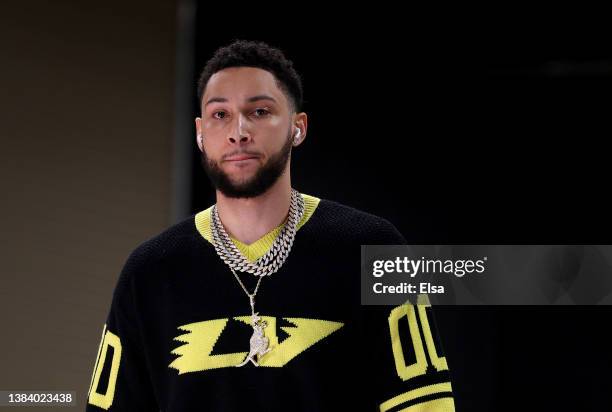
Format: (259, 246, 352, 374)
(87, 324, 122, 410)
(388, 301, 448, 381)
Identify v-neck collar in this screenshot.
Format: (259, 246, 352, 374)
(195, 193, 320, 263)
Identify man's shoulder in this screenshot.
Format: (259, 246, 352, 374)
(316, 197, 391, 224)
(311, 197, 407, 244)
(124, 213, 201, 270)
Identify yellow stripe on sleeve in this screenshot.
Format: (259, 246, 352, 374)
(379, 382, 454, 412)
(397, 396, 455, 412)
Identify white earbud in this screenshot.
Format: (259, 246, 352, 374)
(293, 128, 301, 143)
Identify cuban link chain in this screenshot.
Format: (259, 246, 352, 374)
(210, 188, 305, 366)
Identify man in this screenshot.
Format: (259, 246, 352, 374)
(86, 40, 456, 411)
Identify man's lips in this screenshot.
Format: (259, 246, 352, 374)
(224, 154, 260, 162)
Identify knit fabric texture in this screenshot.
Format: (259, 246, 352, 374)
(86, 193, 456, 411)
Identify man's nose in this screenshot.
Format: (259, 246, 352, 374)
(226, 114, 252, 144)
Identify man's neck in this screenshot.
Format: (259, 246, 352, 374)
(215, 172, 292, 245)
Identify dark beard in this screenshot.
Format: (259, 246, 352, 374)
(200, 128, 293, 199)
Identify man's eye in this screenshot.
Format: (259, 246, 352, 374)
(253, 108, 270, 117)
(212, 111, 226, 119)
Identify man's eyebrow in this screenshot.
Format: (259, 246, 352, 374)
(246, 95, 277, 104)
(205, 95, 277, 106)
(205, 97, 227, 106)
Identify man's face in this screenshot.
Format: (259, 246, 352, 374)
(195, 67, 303, 198)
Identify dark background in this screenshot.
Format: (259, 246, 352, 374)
(190, 9, 612, 412)
(1, 2, 609, 410)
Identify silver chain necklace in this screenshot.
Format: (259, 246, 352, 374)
(210, 188, 305, 366)
(211, 188, 305, 277)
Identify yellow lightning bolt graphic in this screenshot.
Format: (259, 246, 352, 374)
(169, 316, 344, 374)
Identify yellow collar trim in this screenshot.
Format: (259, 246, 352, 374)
(195, 193, 320, 263)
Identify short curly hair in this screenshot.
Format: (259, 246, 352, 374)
(197, 39, 303, 113)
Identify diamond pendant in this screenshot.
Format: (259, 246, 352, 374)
(235, 296, 271, 367)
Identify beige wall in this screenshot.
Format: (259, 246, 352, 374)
(0, 2, 177, 410)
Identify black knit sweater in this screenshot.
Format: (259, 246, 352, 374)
(86, 194, 456, 411)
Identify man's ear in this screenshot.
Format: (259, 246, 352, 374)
(293, 112, 308, 147)
(195, 117, 203, 151)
